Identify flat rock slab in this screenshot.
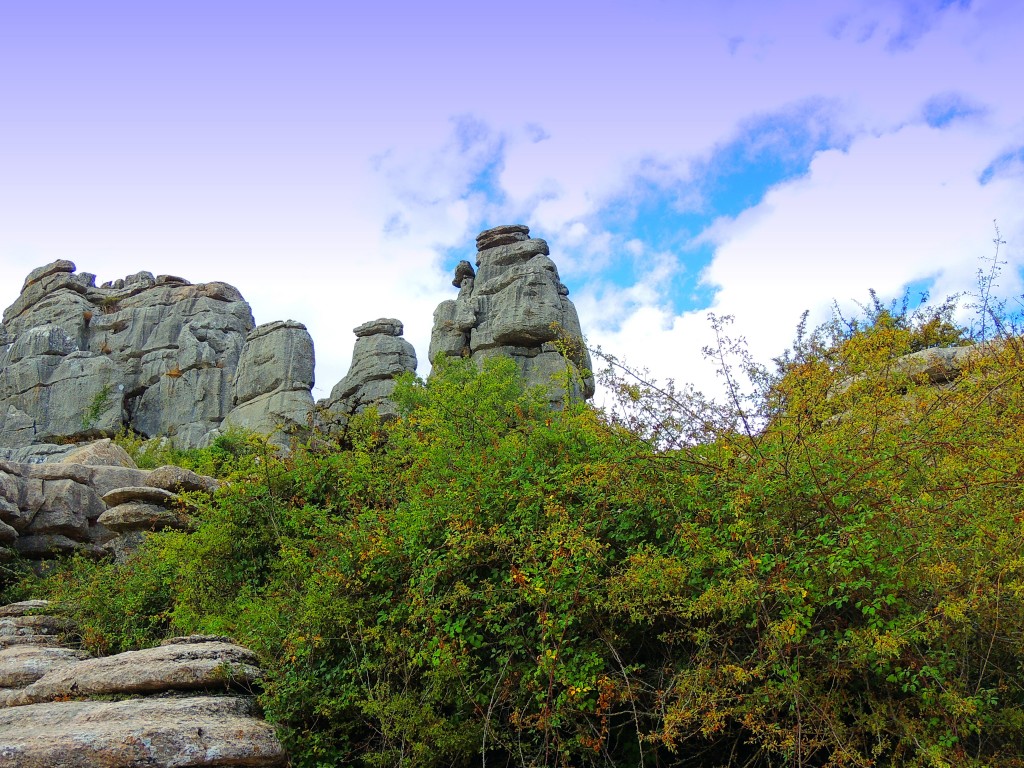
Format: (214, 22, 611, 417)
(0, 614, 66, 639)
(97, 502, 192, 533)
(0, 635, 63, 651)
(0, 602, 50, 618)
(57, 440, 138, 468)
(0, 645, 91, 688)
(145, 466, 218, 495)
(102, 486, 180, 507)
(8, 641, 263, 706)
(0, 695, 286, 767)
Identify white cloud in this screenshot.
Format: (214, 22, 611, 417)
(579, 115, 1024, 402)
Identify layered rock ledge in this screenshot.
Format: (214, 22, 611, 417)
(0, 600, 286, 767)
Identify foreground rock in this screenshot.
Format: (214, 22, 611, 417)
(0, 696, 286, 767)
(429, 224, 594, 406)
(0, 600, 286, 767)
(4, 638, 263, 707)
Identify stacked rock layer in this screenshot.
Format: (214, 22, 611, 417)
(319, 318, 418, 427)
(0, 600, 286, 767)
(429, 224, 595, 406)
(0, 439, 218, 565)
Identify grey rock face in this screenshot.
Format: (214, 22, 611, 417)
(0, 600, 287, 766)
(320, 318, 417, 426)
(0, 458, 217, 563)
(1, 261, 261, 453)
(430, 225, 594, 406)
(222, 320, 315, 444)
(232, 321, 315, 405)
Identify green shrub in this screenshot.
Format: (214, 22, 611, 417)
(31, 322, 1024, 766)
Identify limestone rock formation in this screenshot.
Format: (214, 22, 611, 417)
(2, 230, 594, 457)
(221, 320, 316, 445)
(0, 600, 287, 767)
(430, 225, 594, 406)
(0, 260, 328, 456)
(97, 485, 194, 562)
(320, 318, 417, 426)
(0, 261, 257, 457)
(0, 458, 217, 564)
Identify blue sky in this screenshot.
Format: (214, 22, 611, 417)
(2, 0, 1022, 400)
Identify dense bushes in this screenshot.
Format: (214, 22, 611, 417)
(27, 311, 1024, 767)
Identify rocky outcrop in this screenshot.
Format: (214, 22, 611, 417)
(0, 261, 327, 455)
(221, 320, 316, 446)
(320, 318, 417, 426)
(2, 226, 594, 456)
(0, 600, 287, 767)
(0, 262, 258, 456)
(0, 455, 217, 565)
(429, 225, 594, 406)
(831, 344, 983, 401)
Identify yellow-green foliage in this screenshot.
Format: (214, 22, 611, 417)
(28, 317, 1024, 767)
(113, 427, 268, 476)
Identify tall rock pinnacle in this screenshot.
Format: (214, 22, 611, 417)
(429, 225, 594, 406)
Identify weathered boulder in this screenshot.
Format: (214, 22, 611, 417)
(84, 465, 153, 496)
(57, 439, 137, 468)
(229, 321, 315, 414)
(430, 225, 594, 406)
(320, 318, 417, 426)
(894, 344, 979, 384)
(146, 465, 219, 495)
(101, 485, 180, 508)
(0, 696, 287, 767)
(97, 501, 192, 534)
(0, 645, 90, 688)
(6, 639, 263, 706)
(220, 321, 315, 445)
(476, 223, 531, 250)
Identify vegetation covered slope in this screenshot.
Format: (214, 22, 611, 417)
(5, 303, 1024, 767)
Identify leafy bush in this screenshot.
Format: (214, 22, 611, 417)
(33, 314, 1024, 766)
(113, 427, 268, 476)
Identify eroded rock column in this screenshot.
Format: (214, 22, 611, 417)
(429, 225, 594, 406)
